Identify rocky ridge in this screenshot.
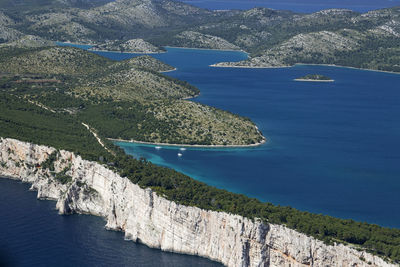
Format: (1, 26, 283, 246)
(0, 137, 395, 267)
(113, 55, 175, 72)
(174, 31, 240, 50)
(212, 30, 362, 68)
(91, 38, 163, 53)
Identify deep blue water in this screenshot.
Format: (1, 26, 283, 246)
(181, 0, 400, 13)
(0, 179, 222, 267)
(107, 47, 400, 229)
(3, 43, 399, 266)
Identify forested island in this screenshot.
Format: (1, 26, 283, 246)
(295, 74, 334, 81)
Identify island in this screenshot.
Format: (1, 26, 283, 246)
(1, 0, 400, 266)
(295, 74, 334, 82)
(0, 45, 399, 266)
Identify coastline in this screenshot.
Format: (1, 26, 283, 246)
(165, 46, 248, 54)
(296, 63, 400, 75)
(1, 138, 394, 267)
(54, 42, 400, 75)
(88, 48, 166, 54)
(56, 41, 167, 54)
(294, 78, 334, 82)
(210, 62, 400, 75)
(159, 67, 177, 73)
(56, 41, 94, 46)
(182, 93, 200, 100)
(108, 137, 267, 148)
(209, 63, 292, 69)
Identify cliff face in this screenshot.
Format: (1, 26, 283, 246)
(0, 138, 394, 267)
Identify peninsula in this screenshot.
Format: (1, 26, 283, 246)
(0, 0, 400, 266)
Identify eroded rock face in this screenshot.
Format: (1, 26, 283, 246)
(0, 138, 394, 267)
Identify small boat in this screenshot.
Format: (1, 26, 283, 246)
(177, 153, 183, 157)
(179, 147, 186, 151)
(155, 146, 161, 150)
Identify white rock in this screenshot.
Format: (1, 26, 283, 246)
(0, 138, 395, 267)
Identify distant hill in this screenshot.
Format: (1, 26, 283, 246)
(0, 1, 399, 72)
(0, 0, 113, 9)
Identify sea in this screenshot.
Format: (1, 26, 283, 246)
(2, 2, 400, 264)
(0, 179, 222, 267)
(114, 47, 400, 229)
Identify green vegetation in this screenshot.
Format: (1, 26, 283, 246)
(112, 151, 400, 263)
(0, 35, 398, 263)
(54, 166, 72, 184)
(0, 46, 263, 145)
(1, 0, 399, 72)
(0, 0, 112, 10)
(0, 93, 110, 161)
(113, 55, 174, 72)
(296, 74, 333, 81)
(78, 100, 263, 145)
(41, 151, 58, 171)
(74, 65, 198, 101)
(0, 46, 112, 75)
(2, 89, 392, 262)
(10, 97, 395, 263)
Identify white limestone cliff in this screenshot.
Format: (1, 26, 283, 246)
(0, 138, 395, 267)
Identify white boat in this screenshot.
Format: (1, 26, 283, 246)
(177, 153, 183, 157)
(179, 147, 186, 151)
(155, 146, 161, 150)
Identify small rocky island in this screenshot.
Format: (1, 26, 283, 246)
(295, 74, 334, 82)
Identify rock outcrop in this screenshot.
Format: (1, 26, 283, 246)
(212, 30, 361, 68)
(174, 31, 240, 50)
(90, 39, 163, 53)
(0, 138, 395, 267)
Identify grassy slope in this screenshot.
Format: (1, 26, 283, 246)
(0, 93, 109, 161)
(0, 46, 264, 145)
(0, 93, 398, 264)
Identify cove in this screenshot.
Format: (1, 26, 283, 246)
(55, 43, 400, 228)
(110, 47, 400, 229)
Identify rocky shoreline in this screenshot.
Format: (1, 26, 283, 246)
(0, 137, 395, 267)
(109, 136, 267, 149)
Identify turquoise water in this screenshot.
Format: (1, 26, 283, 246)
(109, 47, 400, 228)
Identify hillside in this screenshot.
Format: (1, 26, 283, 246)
(0, 46, 264, 146)
(74, 67, 197, 101)
(205, 8, 400, 72)
(0, 95, 399, 265)
(1, 0, 216, 44)
(0, 46, 110, 74)
(0, 1, 399, 265)
(113, 55, 175, 72)
(1, 2, 398, 72)
(171, 31, 240, 50)
(90, 38, 164, 53)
